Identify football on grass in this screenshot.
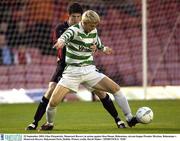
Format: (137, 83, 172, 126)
(136, 107, 153, 124)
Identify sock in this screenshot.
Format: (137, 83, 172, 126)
(46, 106, 56, 124)
(114, 90, 133, 121)
(33, 96, 49, 124)
(100, 94, 121, 122)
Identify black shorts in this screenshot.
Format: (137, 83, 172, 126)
(50, 60, 66, 83)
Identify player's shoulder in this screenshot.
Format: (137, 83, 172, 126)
(72, 23, 80, 29)
(68, 23, 79, 31)
(67, 23, 80, 34)
(55, 22, 69, 31)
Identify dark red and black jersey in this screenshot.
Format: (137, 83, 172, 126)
(50, 22, 69, 83)
(53, 21, 69, 62)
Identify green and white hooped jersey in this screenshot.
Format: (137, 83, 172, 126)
(59, 22, 104, 66)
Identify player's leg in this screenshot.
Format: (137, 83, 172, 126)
(40, 71, 80, 130)
(40, 85, 71, 130)
(26, 61, 63, 130)
(25, 82, 56, 130)
(93, 90, 126, 128)
(34, 82, 56, 122)
(92, 76, 138, 127)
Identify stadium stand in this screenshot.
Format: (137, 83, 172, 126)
(0, 0, 179, 90)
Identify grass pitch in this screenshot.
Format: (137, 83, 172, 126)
(0, 100, 180, 134)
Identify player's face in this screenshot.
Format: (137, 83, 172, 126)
(69, 13, 82, 26)
(82, 22, 98, 33)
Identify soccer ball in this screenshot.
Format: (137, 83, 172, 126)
(136, 107, 153, 124)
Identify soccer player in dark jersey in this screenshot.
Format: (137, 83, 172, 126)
(26, 3, 126, 130)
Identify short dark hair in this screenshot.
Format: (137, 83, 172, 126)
(68, 3, 83, 15)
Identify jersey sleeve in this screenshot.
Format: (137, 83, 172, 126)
(96, 35, 104, 50)
(94, 29, 104, 50)
(58, 27, 75, 43)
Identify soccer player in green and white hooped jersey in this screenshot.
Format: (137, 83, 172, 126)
(26, 3, 127, 130)
(40, 10, 139, 130)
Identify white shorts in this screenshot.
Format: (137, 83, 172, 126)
(58, 65, 105, 92)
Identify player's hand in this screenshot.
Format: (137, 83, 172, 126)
(53, 39, 65, 49)
(103, 46, 113, 55)
(90, 44, 97, 53)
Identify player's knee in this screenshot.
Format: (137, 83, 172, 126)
(111, 87, 121, 95)
(93, 90, 106, 99)
(49, 100, 58, 107)
(44, 82, 57, 99)
(48, 82, 57, 91)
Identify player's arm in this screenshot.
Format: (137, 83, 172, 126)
(52, 24, 64, 44)
(53, 28, 74, 49)
(95, 34, 113, 55)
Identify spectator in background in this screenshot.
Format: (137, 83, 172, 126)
(14, 45, 31, 65)
(14, 21, 32, 65)
(0, 21, 13, 65)
(0, 32, 13, 65)
(6, 20, 32, 65)
(3, 3, 32, 65)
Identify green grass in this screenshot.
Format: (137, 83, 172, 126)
(0, 100, 180, 134)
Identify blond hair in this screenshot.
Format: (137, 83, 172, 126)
(82, 10, 100, 24)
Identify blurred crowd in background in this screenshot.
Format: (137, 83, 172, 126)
(0, 0, 139, 64)
(0, 0, 179, 88)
